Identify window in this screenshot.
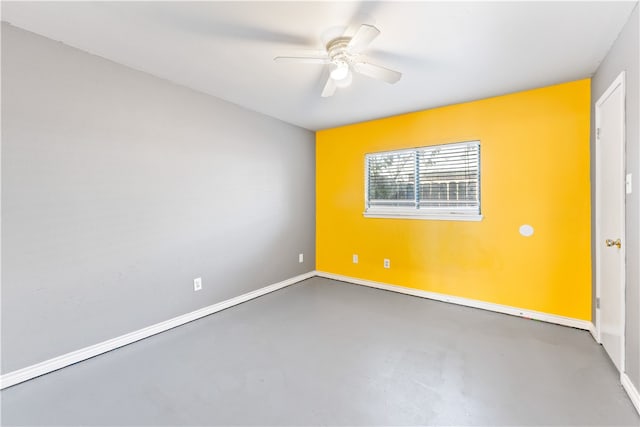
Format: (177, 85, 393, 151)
(364, 141, 481, 220)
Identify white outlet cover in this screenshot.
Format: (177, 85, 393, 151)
(519, 224, 534, 237)
(299, 253, 304, 263)
(353, 254, 359, 264)
(626, 173, 632, 194)
(194, 277, 202, 291)
(384, 259, 390, 268)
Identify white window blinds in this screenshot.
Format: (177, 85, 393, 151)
(365, 141, 481, 219)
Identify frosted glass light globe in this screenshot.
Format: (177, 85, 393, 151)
(330, 61, 349, 81)
(334, 71, 353, 88)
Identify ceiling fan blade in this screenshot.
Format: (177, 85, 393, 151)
(274, 56, 330, 64)
(353, 62, 402, 84)
(321, 76, 337, 97)
(274, 51, 329, 64)
(347, 24, 380, 53)
(149, 7, 314, 45)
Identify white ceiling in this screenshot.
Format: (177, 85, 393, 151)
(2, 1, 637, 130)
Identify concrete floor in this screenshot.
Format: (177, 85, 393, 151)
(1, 277, 638, 426)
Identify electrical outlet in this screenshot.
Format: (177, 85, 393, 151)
(299, 253, 304, 263)
(353, 254, 359, 264)
(193, 277, 202, 292)
(384, 259, 390, 269)
(626, 173, 633, 194)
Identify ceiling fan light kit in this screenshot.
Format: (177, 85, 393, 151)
(274, 24, 402, 98)
(330, 61, 350, 81)
(334, 71, 353, 88)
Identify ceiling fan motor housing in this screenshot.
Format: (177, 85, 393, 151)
(327, 37, 356, 66)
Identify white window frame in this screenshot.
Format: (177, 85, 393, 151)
(364, 141, 483, 221)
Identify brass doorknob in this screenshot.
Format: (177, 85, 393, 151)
(606, 238, 622, 248)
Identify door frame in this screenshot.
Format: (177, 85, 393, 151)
(594, 70, 626, 373)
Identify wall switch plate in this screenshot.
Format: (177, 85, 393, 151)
(299, 253, 304, 263)
(353, 254, 359, 264)
(383, 259, 390, 269)
(626, 173, 632, 194)
(193, 277, 202, 292)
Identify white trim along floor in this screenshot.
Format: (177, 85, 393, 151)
(2, 272, 638, 423)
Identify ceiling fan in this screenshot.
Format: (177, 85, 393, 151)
(274, 24, 402, 97)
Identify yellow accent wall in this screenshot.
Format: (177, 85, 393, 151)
(316, 79, 591, 320)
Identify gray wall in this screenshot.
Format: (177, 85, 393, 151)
(1, 23, 315, 374)
(591, 5, 639, 390)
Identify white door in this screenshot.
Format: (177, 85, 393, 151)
(595, 71, 626, 373)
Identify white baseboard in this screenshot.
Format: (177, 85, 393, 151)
(0, 271, 315, 390)
(316, 271, 592, 331)
(622, 373, 640, 415)
(588, 322, 600, 343)
(0, 270, 602, 391)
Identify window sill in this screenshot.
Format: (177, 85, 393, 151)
(363, 212, 483, 221)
